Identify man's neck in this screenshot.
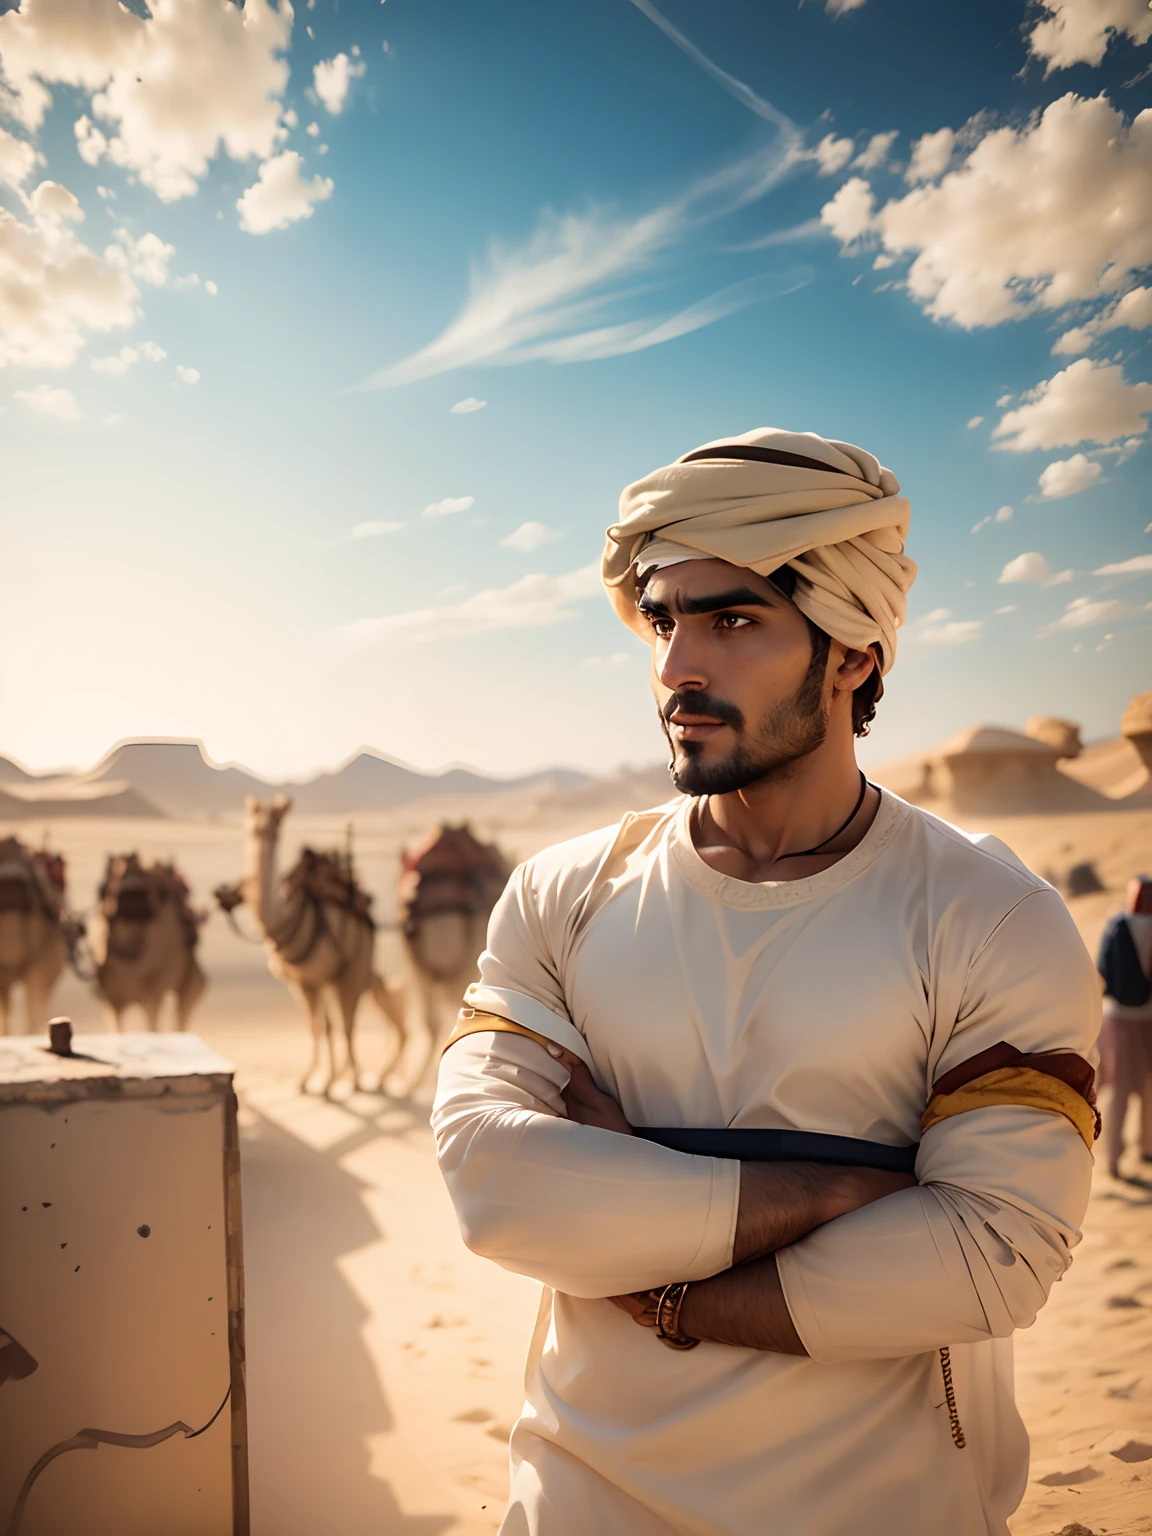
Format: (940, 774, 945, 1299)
(691, 736, 879, 885)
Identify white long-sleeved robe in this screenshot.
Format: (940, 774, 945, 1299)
(432, 790, 1099, 1536)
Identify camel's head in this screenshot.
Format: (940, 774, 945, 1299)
(245, 794, 293, 840)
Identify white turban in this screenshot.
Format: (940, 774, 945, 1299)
(602, 427, 917, 674)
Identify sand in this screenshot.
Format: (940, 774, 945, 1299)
(7, 793, 1152, 1535)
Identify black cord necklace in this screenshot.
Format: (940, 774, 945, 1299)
(776, 770, 871, 861)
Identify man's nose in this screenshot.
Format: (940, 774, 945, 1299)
(656, 624, 708, 696)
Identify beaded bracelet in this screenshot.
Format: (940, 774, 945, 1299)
(654, 1280, 699, 1350)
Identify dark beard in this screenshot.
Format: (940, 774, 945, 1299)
(661, 649, 829, 797)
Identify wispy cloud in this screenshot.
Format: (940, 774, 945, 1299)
(423, 495, 475, 518)
(999, 552, 1073, 587)
(352, 520, 404, 539)
(354, 6, 810, 391)
(334, 563, 601, 646)
(1095, 554, 1152, 578)
(501, 521, 565, 551)
(904, 607, 984, 648)
(450, 397, 487, 414)
(1040, 596, 1150, 636)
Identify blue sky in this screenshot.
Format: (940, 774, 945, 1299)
(2, 0, 1150, 778)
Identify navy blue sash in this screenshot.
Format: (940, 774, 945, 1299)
(634, 1127, 918, 1174)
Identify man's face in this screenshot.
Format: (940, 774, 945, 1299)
(638, 558, 830, 796)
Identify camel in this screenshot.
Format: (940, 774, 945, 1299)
(0, 836, 70, 1035)
(93, 854, 207, 1030)
(397, 822, 510, 1080)
(219, 796, 406, 1095)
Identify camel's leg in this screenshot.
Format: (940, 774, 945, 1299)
(413, 970, 445, 1089)
(0, 985, 10, 1036)
(140, 989, 163, 1032)
(371, 973, 408, 1091)
(319, 994, 339, 1098)
(176, 958, 207, 1031)
(24, 968, 57, 1035)
(101, 998, 124, 1032)
(334, 981, 364, 1093)
(291, 982, 325, 1095)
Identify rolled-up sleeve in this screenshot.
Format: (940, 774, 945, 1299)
(433, 1031, 739, 1296)
(777, 887, 1099, 1363)
(432, 857, 738, 1297)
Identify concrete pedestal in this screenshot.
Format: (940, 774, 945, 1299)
(0, 1033, 248, 1536)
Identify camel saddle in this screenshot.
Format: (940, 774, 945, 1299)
(101, 854, 204, 946)
(0, 837, 65, 919)
(399, 823, 509, 936)
(283, 848, 376, 929)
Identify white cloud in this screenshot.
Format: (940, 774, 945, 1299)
(907, 608, 984, 647)
(236, 150, 333, 234)
(820, 176, 876, 245)
(306, 121, 320, 137)
(971, 507, 1011, 533)
(450, 397, 487, 414)
(993, 359, 1152, 451)
(1041, 595, 1145, 634)
(1, 0, 294, 203)
(355, 122, 810, 388)
(1094, 553, 1152, 577)
(998, 551, 1074, 587)
(423, 495, 475, 519)
(175, 364, 200, 384)
(335, 563, 601, 646)
(853, 131, 897, 171)
(826, 0, 868, 13)
(91, 344, 138, 376)
(995, 605, 1017, 614)
(0, 125, 42, 188)
(15, 383, 81, 419)
(1051, 324, 1096, 355)
(501, 521, 564, 552)
(352, 520, 404, 539)
(0, 191, 144, 369)
(106, 229, 175, 286)
(204, 279, 218, 296)
(1037, 453, 1104, 499)
(996, 505, 1014, 522)
(313, 52, 366, 115)
(813, 133, 855, 176)
(1027, 0, 1152, 72)
(967, 415, 984, 428)
(904, 127, 955, 184)
(845, 94, 1152, 330)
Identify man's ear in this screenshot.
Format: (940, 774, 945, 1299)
(833, 644, 876, 695)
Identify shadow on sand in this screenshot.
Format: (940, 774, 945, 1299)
(240, 1095, 456, 1536)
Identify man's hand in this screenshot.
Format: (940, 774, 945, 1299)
(558, 1053, 634, 1136)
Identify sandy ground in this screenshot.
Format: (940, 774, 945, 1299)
(8, 794, 1152, 1536)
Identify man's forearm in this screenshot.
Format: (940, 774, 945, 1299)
(679, 1254, 807, 1354)
(732, 1161, 915, 1264)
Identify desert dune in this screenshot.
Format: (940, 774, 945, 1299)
(3, 722, 1151, 1535)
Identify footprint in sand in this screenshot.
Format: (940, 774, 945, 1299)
(1105, 1294, 1143, 1309)
(486, 1423, 516, 1442)
(454, 1407, 495, 1424)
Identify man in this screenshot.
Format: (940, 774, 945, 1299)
(433, 428, 1100, 1535)
(1097, 874, 1152, 1176)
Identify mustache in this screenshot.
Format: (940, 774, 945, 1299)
(660, 689, 744, 730)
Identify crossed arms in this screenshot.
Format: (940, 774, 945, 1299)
(560, 1051, 914, 1353)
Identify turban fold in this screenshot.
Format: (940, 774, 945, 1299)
(602, 427, 917, 674)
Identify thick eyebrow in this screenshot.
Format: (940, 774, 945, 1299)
(637, 585, 778, 619)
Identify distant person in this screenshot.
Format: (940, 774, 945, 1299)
(434, 429, 1100, 1535)
(1098, 875, 1152, 1177)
